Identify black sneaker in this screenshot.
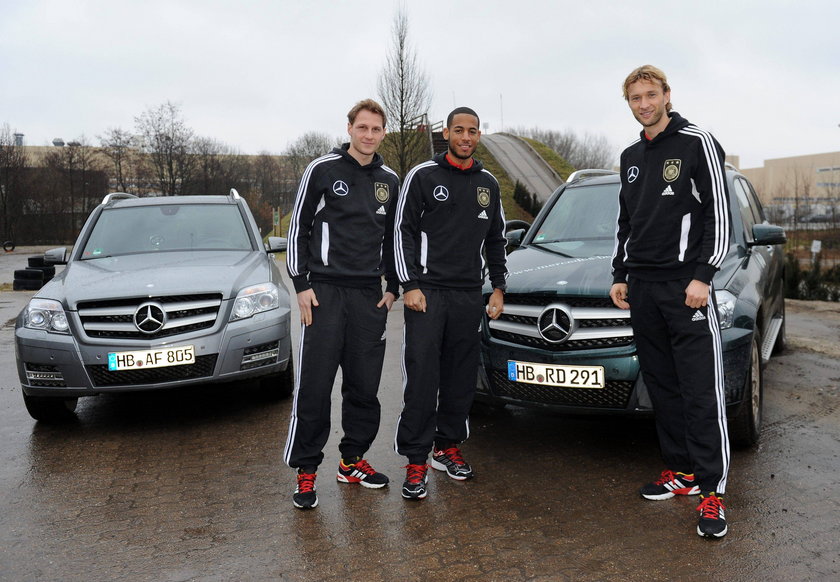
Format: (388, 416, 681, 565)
(431, 446, 474, 480)
(293, 470, 318, 509)
(696, 493, 728, 538)
(336, 458, 389, 489)
(401, 463, 429, 500)
(640, 470, 700, 500)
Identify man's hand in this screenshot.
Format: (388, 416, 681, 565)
(685, 279, 710, 309)
(486, 288, 504, 320)
(404, 289, 426, 312)
(610, 283, 630, 310)
(297, 289, 319, 326)
(376, 291, 397, 311)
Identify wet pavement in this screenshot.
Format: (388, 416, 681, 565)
(1, 250, 839, 581)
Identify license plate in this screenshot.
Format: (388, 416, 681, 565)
(507, 360, 605, 389)
(108, 345, 195, 371)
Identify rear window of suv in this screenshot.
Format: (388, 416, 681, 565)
(80, 204, 253, 259)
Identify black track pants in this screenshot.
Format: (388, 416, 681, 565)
(284, 283, 388, 468)
(395, 288, 484, 462)
(628, 277, 730, 494)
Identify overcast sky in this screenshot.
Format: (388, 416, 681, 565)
(2, 0, 838, 169)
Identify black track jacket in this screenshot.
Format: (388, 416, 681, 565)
(394, 152, 507, 292)
(612, 112, 731, 285)
(286, 145, 400, 295)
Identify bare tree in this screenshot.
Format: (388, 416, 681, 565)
(134, 102, 195, 195)
(512, 127, 617, 170)
(284, 131, 338, 188)
(0, 124, 28, 242)
(377, 7, 432, 179)
(98, 127, 137, 193)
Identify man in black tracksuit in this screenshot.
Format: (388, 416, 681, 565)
(610, 65, 732, 538)
(394, 107, 507, 500)
(284, 99, 400, 510)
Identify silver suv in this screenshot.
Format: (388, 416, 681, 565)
(15, 190, 293, 421)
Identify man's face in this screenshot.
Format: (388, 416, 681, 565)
(443, 113, 480, 160)
(627, 79, 670, 133)
(347, 109, 386, 157)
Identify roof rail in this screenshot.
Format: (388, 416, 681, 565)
(101, 192, 138, 205)
(565, 169, 619, 183)
(229, 188, 241, 200)
(724, 162, 738, 171)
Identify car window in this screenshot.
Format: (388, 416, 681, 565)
(732, 178, 758, 243)
(529, 183, 619, 257)
(80, 204, 253, 259)
(742, 178, 768, 223)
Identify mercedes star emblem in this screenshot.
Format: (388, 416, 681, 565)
(537, 305, 573, 343)
(627, 166, 640, 183)
(332, 180, 349, 196)
(134, 302, 167, 334)
(433, 185, 449, 201)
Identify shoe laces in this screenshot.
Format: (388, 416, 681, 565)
(697, 495, 725, 519)
(296, 472, 316, 493)
(654, 469, 679, 485)
(438, 447, 465, 465)
(348, 459, 376, 476)
(404, 463, 428, 484)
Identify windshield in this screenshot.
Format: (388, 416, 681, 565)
(529, 182, 619, 258)
(80, 204, 253, 259)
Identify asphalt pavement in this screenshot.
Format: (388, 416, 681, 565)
(1, 247, 839, 581)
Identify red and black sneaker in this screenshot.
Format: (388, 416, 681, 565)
(431, 446, 474, 480)
(336, 457, 389, 489)
(293, 470, 318, 510)
(697, 493, 728, 538)
(640, 469, 700, 500)
(401, 463, 429, 500)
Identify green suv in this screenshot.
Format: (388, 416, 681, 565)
(478, 166, 786, 446)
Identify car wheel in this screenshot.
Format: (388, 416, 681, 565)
(772, 300, 786, 355)
(257, 349, 294, 400)
(22, 393, 78, 422)
(729, 334, 763, 448)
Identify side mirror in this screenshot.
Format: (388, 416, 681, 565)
(44, 247, 68, 265)
(505, 229, 527, 248)
(750, 224, 786, 247)
(266, 236, 288, 253)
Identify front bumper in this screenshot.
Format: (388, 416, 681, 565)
(15, 307, 292, 397)
(477, 326, 753, 415)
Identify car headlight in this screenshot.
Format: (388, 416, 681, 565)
(24, 298, 71, 334)
(230, 282, 280, 321)
(715, 289, 736, 330)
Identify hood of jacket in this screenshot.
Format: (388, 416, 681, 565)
(432, 151, 485, 174)
(332, 144, 385, 171)
(642, 111, 691, 146)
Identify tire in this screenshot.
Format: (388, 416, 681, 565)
(27, 265, 56, 280)
(22, 393, 78, 422)
(729, 334, 763, 448)
(257, 349, 294, 401)
(13, 279, 43, 291)
(14, 268, 44, 280)
(28, 256, 46, 267)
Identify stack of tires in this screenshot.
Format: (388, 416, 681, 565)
(13, 256, 56, 291)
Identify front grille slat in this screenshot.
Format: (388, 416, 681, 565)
(77, 294, 222, 340)
(488, 295, 633, 352)
(489, 369, 634, 409)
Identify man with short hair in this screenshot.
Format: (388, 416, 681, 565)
(394, 106, 507, 500)
(284, 99, 400, 510)
(610, 65, 732, 538)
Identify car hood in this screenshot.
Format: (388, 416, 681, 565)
(500, 247, 615, 296)
(498, 245, 738, 297)
(41, 251, 272, 308)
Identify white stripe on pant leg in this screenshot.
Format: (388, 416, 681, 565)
(283, 322, 307, 466)
(394, 324, 409, 454)
(707, 282, 730, 493)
